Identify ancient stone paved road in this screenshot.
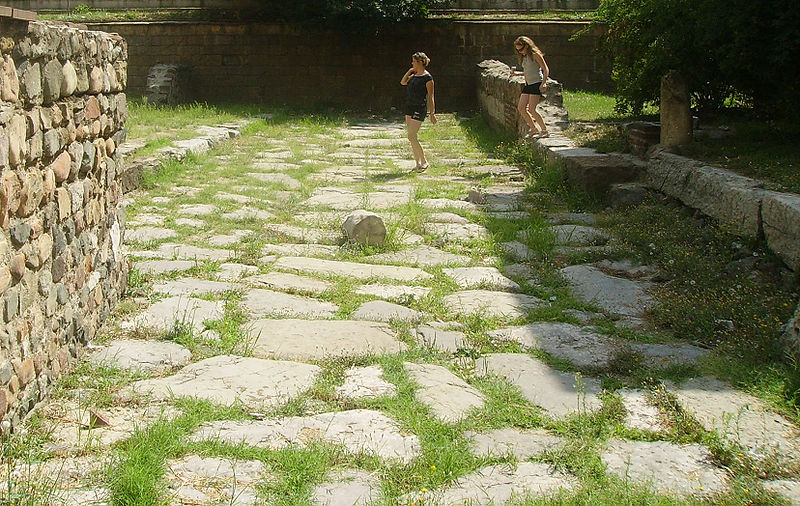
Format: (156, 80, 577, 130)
(9, 117, 800, 505)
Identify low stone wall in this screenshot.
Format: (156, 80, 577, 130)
(449, 0, 598, 10)
(0, 16, 128, 433)
(12, 0, 254, 10)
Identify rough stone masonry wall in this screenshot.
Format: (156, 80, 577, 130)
(0, 16, 128, 433)
(86, 20, 610, 111)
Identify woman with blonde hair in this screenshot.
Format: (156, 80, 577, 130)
(511, 35, 550, 138)
(400, 51, 437, 171)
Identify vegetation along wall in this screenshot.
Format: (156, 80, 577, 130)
(86, 20, 610, 111)
(0, 15, 129, 433)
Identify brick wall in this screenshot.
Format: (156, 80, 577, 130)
(86, 20, 610, 111)
(0, 16, 128, 433)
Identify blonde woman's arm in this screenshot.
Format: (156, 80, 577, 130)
(535, 53, 549, 91)
(400, 68, 415, 85)
(426, 79, 437, 124)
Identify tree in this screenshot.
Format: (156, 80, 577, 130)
(593, 0, 800, 117)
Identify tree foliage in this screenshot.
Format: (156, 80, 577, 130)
(250, 0, 449, 30)
(594, 0, 800, 116)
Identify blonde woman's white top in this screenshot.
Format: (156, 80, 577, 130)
(522, 54, 543, 85)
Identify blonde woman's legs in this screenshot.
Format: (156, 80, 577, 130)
(405, 115, 427, 167)
(529, 95, 547, 134)
(517, 94, 538, 134)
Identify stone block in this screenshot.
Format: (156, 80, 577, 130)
(564, 153, 640, 194)
(42, 59, 63, 104)
(762, 192, 800, 271)
(647, 152, 766, 237)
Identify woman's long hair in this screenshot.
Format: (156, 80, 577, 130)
(514, 36, 544, 65)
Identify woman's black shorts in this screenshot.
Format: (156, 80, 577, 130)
(522, 82, 543, 96)
(404, 105, 427, 122)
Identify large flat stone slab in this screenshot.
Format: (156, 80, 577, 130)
(125, 226, 177, 243)
(476, 353, 602, 418)
(630, 342, 709, 368)
(668, 377, 800, 466)
(404, 462, 576, 505)
(548, 225, 611, 246)
(246, 319, 407, 361)
(617, 388, 665, 432)
(129, 243, 235, 262)
(415, 325, 468, 353)
(244, 272, 333, 295)
(242, 288, 338, 318)
(261, 243, 340, 258)
(487, 322, 620, 368)
(443, 267, 520, 291)
(131, 355, 320, 409)
(164, 455, 265, 506)
(443, 290, 543, 319)
(464, 427, 566, 459)
(192, 409, 421, 463)
(560, 264, 653, 317)
(89, 339, 191, 372)
(303, 186, 411, 210)
(762, 192, 800, 271)
(404, 362, 485, 423)
(601, 439, 728, 498)
(264, 224, 340, 244)
(151, 277, 241, 296)
(274, 256, 432, 282)
(371, 245, 470, 267)
(763, 480, 800, 504)
(125, 296, 224, 334)
(418, 198, 481, 211)
(336, 365, 397, 400)
(352, 300, 422, 323)
(354, 284, 431, 301)
(133, 259, 195, 275)
(311, 469, 381, 506)
(423, 222, 489, 242)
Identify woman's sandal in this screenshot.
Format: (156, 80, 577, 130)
(413, 163, 429, 172)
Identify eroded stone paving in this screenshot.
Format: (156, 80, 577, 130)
(9, 116, 800, 505)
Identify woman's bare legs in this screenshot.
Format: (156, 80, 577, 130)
(405, 115, 427, 168)
(518, 93, 547, 136)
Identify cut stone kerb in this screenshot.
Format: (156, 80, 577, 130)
(342, 209, 386, 246)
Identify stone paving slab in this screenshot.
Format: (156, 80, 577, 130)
(246, 319, 407, 361)
(415, 325, 469, 353)
(165, 455, 266, 506)
(667, 376, 800, 466)
(124, 226, 177, 243)
(617, 388, 665, 432)
(244, 272, 334, 295)
(242, 288, 339, 318)
(274, 256, 433, 282)
(487, 322, 620, 369)
(403, 462, 576, 505)
(128, 243, 236, 261)
(124, 296, 224, 334)
(261, 243, 340, 258)
(304, 186, 411, 210)
(178, 203, 217, 216)
(246, 172, 302, 188)
(151, 277, 242, 296)
(545, 225, 611, 246)
(546, 212, 598, 225)
(560, 264, 654, 317)
(464, 427, 566, 459)
(223, 207, 276, 221)
(311, 469, 381, 506)
(404, 362, 485, 422)
(2, 456, 111, 505)
(131, 355, 320, 409)
(443, 290, 543, 319)
(476, 353, 602, 418)
(500, 241, 537, 262)
(192, 409, 421, 463)
(443, 267, 521, 292)
(264, 224, 340, 244)
(89, 339, 191, 372)
(218, 263, 259, 280)
(336, 365, 397, 400)
(601, 439, 728, 498)
(42, 401, 182, 452)
(427, 212, 470, 224)
(354, 283, 431, 301)
(418, 198, 481, 211)
(423, 222, 489, 242)
(133, 259, 195, 275)
(352, 300, 422, 323)
(762, 480, 800, 504)
(371, 245, 471, 267)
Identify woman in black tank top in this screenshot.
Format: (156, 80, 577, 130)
(400, 52, 437, 171)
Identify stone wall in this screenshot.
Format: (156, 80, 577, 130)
(85, 20, 610, 111)
(449, 0, 598, 10)
(11, 0, 254, 10)
(0, 16, 128, 433)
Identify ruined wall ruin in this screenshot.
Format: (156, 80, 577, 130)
(0, 14, 128, 433)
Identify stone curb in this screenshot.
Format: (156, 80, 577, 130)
(117, 122, 246, 193)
